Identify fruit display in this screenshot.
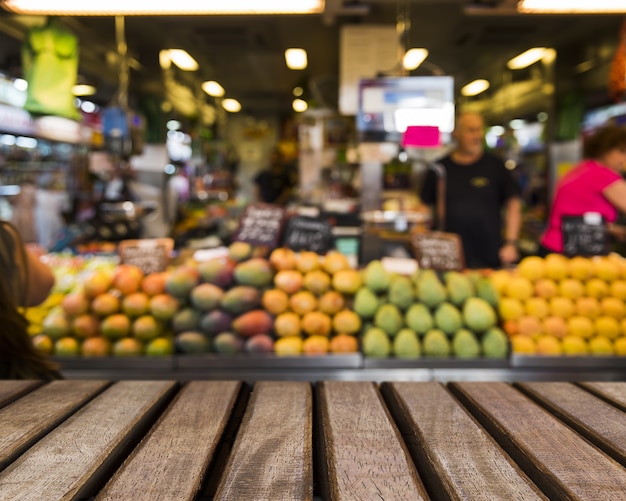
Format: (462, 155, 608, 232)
(357, 262, 507, 359)
(492, 253, 626, 356)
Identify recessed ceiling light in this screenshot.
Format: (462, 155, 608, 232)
(461, 79, 490, 97)
(202, 81, 225, 97)
(222, 98, 241, 113)
(285, 48, 307, 70)
(165, 49, 198, 71)
(292, 99, 308, 112)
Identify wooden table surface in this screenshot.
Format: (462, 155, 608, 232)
(1, 380, 626, 500)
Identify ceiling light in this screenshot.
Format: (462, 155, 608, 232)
(222, 98, 241, 113)
(518, 0, 626, 13)
(461, 79, 490, 97)
(165, 49, 198, 71)
(403, 48, 428, 71)
(13, 78, 27, 91)
(0, 0, 325, 15)
(285, 48, 307, 70)
(292, 99, 308, 112)
(507, 48, 549, 70)
(72, 84, 96, 96)
(293, 86, 304, 97)
(202, 81, 225, 97)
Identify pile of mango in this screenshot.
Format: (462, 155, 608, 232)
(355, 262, 508, 359)
(492, 253, 626, 356)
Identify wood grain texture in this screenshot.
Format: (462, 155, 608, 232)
(451, 382, 626, 501)
(317, 381, 427, 501)
(518, 382, 626, 467)
(214, 381, 313, 501)
(0, 380, 42, 408)
(382, 382, 546, 501)
(578, 382, 626, 411)
(0, 380, 109, 471)
(0, 380, 177, 501)
(97, 381, 241, 501)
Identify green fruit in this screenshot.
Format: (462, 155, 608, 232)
(423, 329, 451, 357)
(353, 287, 380, 319)
(233, 258, 274, 287)
(415, 270, 447, 309)
(475, 278, 499, 308)
(463, 297, 497, 333)
(220, 285, 261, 315)
(405, 304, 434, 335)
(363, 260, 391, 292)
(374, 303, 404, 337)
(434, 302, 463, 336)
(481, 327, 509, 359)
(361, 327, 392, 358)
(388, 275, 415, 311)
(393, 328, 421, 359)
(444, 272, 475, 307)
(452, 329, 481, 359)
(175, 331, 211, 354)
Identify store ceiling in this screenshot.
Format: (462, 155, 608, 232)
(0, 1, 623, 120)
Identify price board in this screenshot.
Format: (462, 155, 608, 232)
(410, 230, 464, 271)
(281, 215, 334, 254)
(233, 203, 286, 248)
(118, 238, 174, 275)
(561, 213, 609, 257)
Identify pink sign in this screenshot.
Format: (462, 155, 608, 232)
(402, 125, 441, 148)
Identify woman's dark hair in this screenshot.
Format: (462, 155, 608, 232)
(0, 221, 61, 380)
(583, 124, 626, 159)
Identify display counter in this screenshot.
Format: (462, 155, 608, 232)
(53, 354, 626, 382)
(2, 379, 626, 499)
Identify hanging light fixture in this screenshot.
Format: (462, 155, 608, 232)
(161, 49, 198, 71)
(461, 79, 490, 97)
(285, 49, 308, 70)
(0, 0, 325, 14)
(507, 48, 550, 70)
(222, 98, 241, 113)
(202, 81, 225, 97)
(403, 48, 428, 71)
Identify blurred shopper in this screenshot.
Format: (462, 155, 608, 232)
(0, 220, 60, 379)
(254, 147, 298, 205)
(35, 173, 70, 250)
(420, 112, 522, 268)
(9, 176, 38, 244)
(539, 124, 626, 255)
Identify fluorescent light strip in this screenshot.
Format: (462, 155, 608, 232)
(461, 79, 490, 97)
(518, 0, 626, 13)
(1, 0, 325, 15)
(507, 48, 548, 70)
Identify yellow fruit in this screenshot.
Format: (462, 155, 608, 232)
(516, 256, 545, 282)
(595, 316, 621, 340)
(575, 297, 600, 318)
(592, 257, 620, 282)
(524, 297, 549, 319)
(504, 276, 534, 301)
(489, 269, 513, 295)
(318, 290, 346, 315)
(261, 288, 290, 316)
(331, 269, 363, 295)
(510, 335, 536, 355)
(558, 279, 584, 301)
(544, 254, 569, 281)
(534, 279, 558, 299)
(274, 336, 303, 356)
(289, 290, 318, 315)
(567, 316, 594, 339)
(585, 278, 609, 299)
(322, 251, 351, 275)
(499, 297, 524, 321)
(295, 251, 321, 273)
(329, 334, 359, 353)
(302, 335, 330, 355)
(303, 270, 332, 295)
(610, 280, 626, 301)
(549, 296, 575, 318)
(517, 316, 542, 338)
(588, 335, 615, 356)
(332, 309, 362, 335)
(561, 335, 589, 356)
(568, 256, 593, 281)
(543, 316, 568, 339)
(614, 336, 626, 356)
(600, 297, 626, 319)
(301, 311, 332, 337)
(535, 334, 562, 355)
(274, 312, 301, 338)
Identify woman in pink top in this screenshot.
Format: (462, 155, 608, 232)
(540, 124, 626, 255)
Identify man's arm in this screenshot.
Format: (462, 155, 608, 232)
(500, 196, 522, 266)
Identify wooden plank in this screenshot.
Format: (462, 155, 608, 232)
(0, 380, 177, 501)
(317, 381, 428, 501)
(97, 381, 241, 501)
(381, 382, 546, 501)
(518, 382, 626, 468)
(578, 382, 626, 411)
(214, 381, 312, 501)
(0, 380, 43, 408)
(0, 380, 110, 471)
(451, 382, 626, 500)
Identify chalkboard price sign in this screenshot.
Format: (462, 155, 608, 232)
(410, 230, 464, 271)
(561, 213, 608, 257)
(233, 203, 286, 248)
(118, 238, 174, 275)
(282, 215, 334, 254)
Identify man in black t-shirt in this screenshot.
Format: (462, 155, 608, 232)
(420, 112, 522, 269)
